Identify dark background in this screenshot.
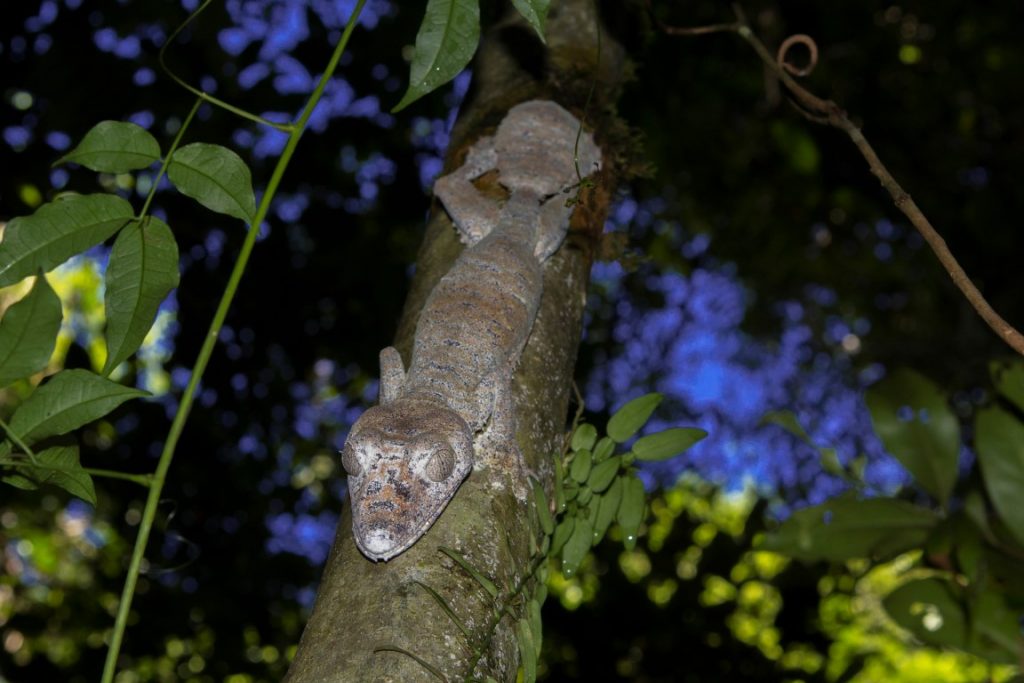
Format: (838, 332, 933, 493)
(1, 1, 1022, 680)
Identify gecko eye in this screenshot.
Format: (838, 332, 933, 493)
(424, 447, 455, 482)
(340, 442, 362, 477)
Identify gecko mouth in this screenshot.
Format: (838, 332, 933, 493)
(353, 509, 416, 560)
(361, 528, 399, 557)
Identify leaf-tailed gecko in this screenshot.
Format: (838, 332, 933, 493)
(341, 100, 602, 561)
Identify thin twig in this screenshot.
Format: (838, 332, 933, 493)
(654, 3, 1024, 357)
(644, 0, 741, 36)
(662, 21, 740, 36)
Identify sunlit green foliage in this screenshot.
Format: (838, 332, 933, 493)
(543, 476, 1019, 682)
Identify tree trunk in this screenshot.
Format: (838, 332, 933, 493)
(285, 3, 626, 680)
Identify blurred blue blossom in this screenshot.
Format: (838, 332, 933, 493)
(3, 126, 32, 150)
(265, 511, 338, 564)
(216, 0, 393, 60)
(587, 198, 911, 507)
(44, 130, 71, 150)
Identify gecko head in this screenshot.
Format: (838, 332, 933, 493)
(341, 398, 474, 561)
(493, 100, 602, 197)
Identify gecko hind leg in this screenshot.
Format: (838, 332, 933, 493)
(433, 135, 500, 246)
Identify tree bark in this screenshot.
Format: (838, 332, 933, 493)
(286, 3, 625, 680)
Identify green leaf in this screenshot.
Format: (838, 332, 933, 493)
(551, 517, 574, 556)
(592, 436, 614, 462)
(413, 580, 472, 640)
(167, 143, 256, 223)
(975, 406, 1024, 546)
(632, 427, 707, 461)
(102, 217, 180, 375)
(592, 476, 622, 545)
(968, 589, 1022, 663)
(0, 194, 134, 288)
(762, 498, 939, 562)
(818, 447, 845, 477)
(617, 474, 646, 549)
(954, 527, 982, 582)
(866, 368, 959, 505)
(761, 410, 812, 441)
(1, 471, 38, 491)
(8, 369, 148, 445)
(510, 0, 549, 41)
(56, 120, 161, 173)
(586, 456, 620, 493)
(527, 599, 542, 658)
(990, 358, 1024, 414)
(571, 423, 597, 452)
(764, 410, 848, 478)
(985, 546, 1024, 602)
(0, 444, 95, 504)
(850, 453, 868, 482)
(607, 393, 662, 443)
(532, 480, 553, 536)
(392, 0, 479, 112)
(553, 456, 566, 513)
(438, 546, 498, 599)
(963, 488, 994, 542)
(516, 617, 537, 683)
(561, 515, 592, 577)
(883, 578, 966, 649)
(570, 448, 592, 483)
(0, 274, 62, 386)
(576, 486, 592, 506)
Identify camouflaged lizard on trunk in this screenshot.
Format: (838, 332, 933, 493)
(341, 100, 601, 561)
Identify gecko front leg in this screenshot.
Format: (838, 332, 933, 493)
(433, 135, 500, 245)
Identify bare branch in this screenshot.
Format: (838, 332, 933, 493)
(645, 0, 740, 36)
(653, 3, 1024, 357)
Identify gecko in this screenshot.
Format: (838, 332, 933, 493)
(341, 100, 602, 561)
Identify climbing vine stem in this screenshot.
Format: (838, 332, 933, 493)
(100, 2, 367, 680)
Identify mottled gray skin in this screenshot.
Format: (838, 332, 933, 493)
(342, 100, 601, 561)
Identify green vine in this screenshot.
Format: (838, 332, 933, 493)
(99, 3, 369, 680)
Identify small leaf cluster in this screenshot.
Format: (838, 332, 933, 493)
(536, 393, 707, 579)
(762, 364, 1024, 666)
(514, 393, 704, 680)
(0, 120, 256, 503)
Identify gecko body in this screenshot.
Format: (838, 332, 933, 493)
(342, 100, 601, 561)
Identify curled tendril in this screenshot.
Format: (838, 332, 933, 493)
(777, 34, 819, 77)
